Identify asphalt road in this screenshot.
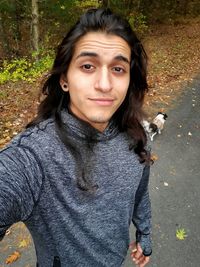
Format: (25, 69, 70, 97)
(124, 75, 200, 267)
(0, 75, 199, 267)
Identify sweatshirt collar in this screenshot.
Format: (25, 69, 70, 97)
(60, 109, 119, 141)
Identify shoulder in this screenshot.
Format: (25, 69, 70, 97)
(11, 117, 56, 148)
(1, 117, 59, 164)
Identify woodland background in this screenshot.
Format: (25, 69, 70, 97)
(1, 0, 200, 59)
(0, 0, 200, 146)
(0, 1, 200, 265)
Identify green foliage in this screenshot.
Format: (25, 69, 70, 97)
(0, 52, 54, 84)
(74, 0, 100, 9)
(128, 13, 148, 35)
(1, 0, 200, 60)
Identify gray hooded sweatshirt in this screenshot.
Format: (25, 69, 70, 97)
(0, 110, 152, 267)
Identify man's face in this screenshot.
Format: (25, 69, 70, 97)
(60, 32, 131, 132)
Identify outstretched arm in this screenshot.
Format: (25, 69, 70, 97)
(0, 145, 43, 241)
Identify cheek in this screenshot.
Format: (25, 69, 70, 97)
(67, 74, 92, 95)
(68, 89, 82, 105)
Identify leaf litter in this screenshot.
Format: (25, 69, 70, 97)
(1, 20, 200, 148)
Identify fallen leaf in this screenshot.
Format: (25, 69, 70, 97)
(5, 122, 13, 128)
(159, 108, 165, 113)
(164, 182, 169, 186)
(176, 228, 187, 240)
(5, 251, 21, 264)
(19, 239, 29, 248)
(151, 153, 159, 161)
(0, 138, 7, 146)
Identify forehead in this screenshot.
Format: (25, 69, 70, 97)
(72, 32, 131, 60)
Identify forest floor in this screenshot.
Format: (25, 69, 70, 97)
(0, 18, 200, 265)
(1, 18, 200, 149)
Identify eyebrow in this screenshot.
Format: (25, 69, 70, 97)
(76, 52, 130, 64)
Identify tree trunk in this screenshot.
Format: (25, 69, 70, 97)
(137, 0, 141, 11)
(182, 0, 189, 16)
(175, 0, 189, 16)
(0, 12, 11, 57)
(31, 0, 39, 56)
(12, 0, 22, 56)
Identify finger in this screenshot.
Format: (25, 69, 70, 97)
(136, 256, 150, 267)
(131, 252, 137, 263)
(130, 242, 137, 260)
(132, 252, 143, 264)
(134, 243, 143, 259)
(135, 254, 144, 265)
(142, 257, 150, 267)
(130, 247, 137, 256)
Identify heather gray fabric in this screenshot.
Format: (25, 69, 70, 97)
(0, 110, 152, 267)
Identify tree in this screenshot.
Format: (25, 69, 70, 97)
(12, 0, 22, 56)
(31, 0, 39, 56)
(0, 11, 11, 57)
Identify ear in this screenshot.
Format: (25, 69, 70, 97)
(60, 74, 68, 92)
(164, 114, 168, 119)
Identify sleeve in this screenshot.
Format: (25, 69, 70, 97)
(0, 145, 43, 241)
(132, 165, 152, 256)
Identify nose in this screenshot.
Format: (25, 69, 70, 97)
(94, 67, 112, 92)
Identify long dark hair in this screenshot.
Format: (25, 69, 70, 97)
(27, 8, 151, 190)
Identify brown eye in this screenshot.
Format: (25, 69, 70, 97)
(82, 64, 93, 70)
(113, 67, 125, 73)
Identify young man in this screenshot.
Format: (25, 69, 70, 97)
(0, 8, 152, 267)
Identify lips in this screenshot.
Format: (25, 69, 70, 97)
(88, 98, 115, 106)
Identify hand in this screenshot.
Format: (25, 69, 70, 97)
(130, 242, 150, 267)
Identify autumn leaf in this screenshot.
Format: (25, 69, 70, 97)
(159, 108, 166, 113)
(5, 251, 21, 264)
(19, 239, 29, 248)
(0, 138, 7, 146)
(5, 122, 13, 128)
(151, 153, 159, 161)
(176, 228, 187, 240)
